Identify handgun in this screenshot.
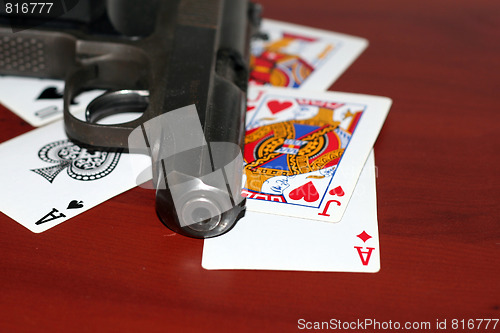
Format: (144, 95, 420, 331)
(0, 0, 261, 238)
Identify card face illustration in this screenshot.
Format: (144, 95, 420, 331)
(0, 120, 150, 233)
(203, 151, 380, 273)
(244, 86, 391, 222)
(250, 19, 368, 90)
(0, 76, 103, 127)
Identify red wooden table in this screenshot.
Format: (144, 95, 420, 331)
(1, 0, 498, 331)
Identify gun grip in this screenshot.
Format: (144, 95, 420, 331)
(0, 28, 77, 78)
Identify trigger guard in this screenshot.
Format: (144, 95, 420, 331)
(63, 66, 150, 149)
(85, 90, 149, 124)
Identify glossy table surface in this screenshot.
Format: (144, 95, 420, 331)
(0, 0, 498, 331)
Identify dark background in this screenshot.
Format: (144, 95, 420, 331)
(0, 0, 499, 331)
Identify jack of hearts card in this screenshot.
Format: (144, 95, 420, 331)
(243, 86, 391, 222)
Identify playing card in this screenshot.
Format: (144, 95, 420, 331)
(250, 19, 368, 90)
(202, 151, 379, 272)
(244, 86, 391, 222)
(0, 120, 150, 233)
(0, 76, 103, 127)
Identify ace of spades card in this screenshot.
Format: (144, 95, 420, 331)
(0, 120, 150, 233)
(243, 86, 391, 223)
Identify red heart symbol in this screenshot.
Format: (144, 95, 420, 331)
(289, 181, 319, 202)
(267, 100, 292, 114)
(246, 105, 256, 112)
(329, 186, 344, 197)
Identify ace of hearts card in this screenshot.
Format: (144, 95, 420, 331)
(243, 86, 391, 223)
(203, 151, 380, 272)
